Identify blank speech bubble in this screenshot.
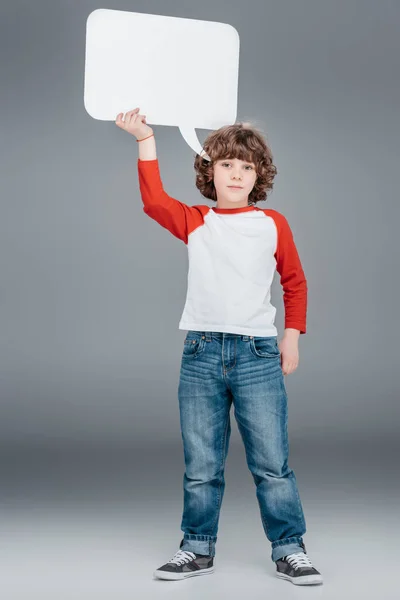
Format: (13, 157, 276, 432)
(84, 8, 240, 160)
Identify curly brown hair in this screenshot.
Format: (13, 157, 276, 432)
(194, 122, 277, 205)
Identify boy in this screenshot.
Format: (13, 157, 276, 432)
(115, 108, 323, 586)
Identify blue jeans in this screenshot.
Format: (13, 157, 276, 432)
(178, 331, 307, 562)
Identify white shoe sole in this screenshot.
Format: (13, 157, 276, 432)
(276, 571, 323, 585)
(153, 566, 215, 580)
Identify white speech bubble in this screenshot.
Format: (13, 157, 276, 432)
(84, 9, 240, 160)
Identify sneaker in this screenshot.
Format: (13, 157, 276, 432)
(153, 549, 215, 580)
(275, 551, 323, 585)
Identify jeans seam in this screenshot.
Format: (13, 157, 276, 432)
(284, 394, 306, 535)
(209, 411, 230, 537)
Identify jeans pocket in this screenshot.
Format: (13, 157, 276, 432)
(250, 336, 280, 359)
(182, 331, 206, 359)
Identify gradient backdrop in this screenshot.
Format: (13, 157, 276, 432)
(1, 0, 399, 598)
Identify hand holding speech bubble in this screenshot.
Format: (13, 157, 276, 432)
(84, 9, 240, 160)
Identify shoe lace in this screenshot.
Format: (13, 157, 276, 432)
(168, 550, 196, 565)
(285, 552, 314, 570)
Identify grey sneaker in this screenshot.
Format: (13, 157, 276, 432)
(153, 548, 215, 580)
(275, 551, 323, 585)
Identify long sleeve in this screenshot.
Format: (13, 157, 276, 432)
(273, 212, 308, 334)
(138, 158, 202, 244)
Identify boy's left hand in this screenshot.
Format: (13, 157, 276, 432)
(278, 336, 299, 376)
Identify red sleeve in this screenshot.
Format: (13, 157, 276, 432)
(137, 158, 203, 244)
(272, 211, 308, 334)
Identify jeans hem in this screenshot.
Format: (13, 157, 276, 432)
(180, 535, 217, 557)
(271, 537, 306, 562)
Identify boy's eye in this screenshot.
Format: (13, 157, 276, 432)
(221, 162, 253, 170)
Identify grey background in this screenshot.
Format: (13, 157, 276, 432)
(1, 0, 399, 598)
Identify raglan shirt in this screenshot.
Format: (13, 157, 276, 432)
(138, 158, 307, 337)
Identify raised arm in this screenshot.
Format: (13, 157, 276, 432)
(115, 108, 203, 243)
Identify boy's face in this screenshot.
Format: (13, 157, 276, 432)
(212, 157, 257, 208)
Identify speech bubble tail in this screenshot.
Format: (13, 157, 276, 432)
(178, 126, 211, 161)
